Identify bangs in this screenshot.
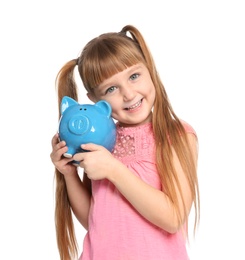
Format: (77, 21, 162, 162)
(80, 34, 145, 92)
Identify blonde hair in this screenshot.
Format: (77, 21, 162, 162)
(54, 25, 200, 260)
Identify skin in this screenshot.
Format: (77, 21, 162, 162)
(88, 63, 155, 127)
(50, 63, 197, 233)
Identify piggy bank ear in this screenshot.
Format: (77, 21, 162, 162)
(60, 96, 78, 114)
(95, 100, 112, 117)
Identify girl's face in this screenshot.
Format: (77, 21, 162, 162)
(88, 63, 156, 127)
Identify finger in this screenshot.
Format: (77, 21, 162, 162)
(50, 142, 68, 163)
(78, 160, 85, 169)
(73, 153, 84, 162)
(51, 133, 59, 146)
(55, 158, 76, 173)
(81, 143, 103, 152)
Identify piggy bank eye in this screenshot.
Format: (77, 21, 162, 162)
(79, 108, 87, 111)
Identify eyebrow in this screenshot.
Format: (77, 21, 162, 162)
(128, 64, 143, 73)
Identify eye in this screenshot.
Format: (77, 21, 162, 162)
(130, 73, 139, 80)
(105, 86, 117, 94)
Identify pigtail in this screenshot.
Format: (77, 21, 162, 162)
(54, 59, 78, 260)
(56, 59, 79, 109)
(122, 25, 200, 235)
(121, 25, 156, 76)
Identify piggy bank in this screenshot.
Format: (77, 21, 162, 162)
(58, 96, 116, 158)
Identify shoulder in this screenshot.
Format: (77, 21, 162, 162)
(180, 120, 198, 156)
(180, 119, 197, 137)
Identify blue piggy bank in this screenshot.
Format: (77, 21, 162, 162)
(58, 96, 116, 158)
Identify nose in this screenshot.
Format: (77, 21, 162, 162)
(121, 85, 136, 102)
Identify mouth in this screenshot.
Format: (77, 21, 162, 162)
(124, 99, 143, 111)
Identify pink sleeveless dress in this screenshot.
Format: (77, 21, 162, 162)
(80, 121, 196, 260)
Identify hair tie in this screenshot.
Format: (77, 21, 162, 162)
(120, 30, 127, 35)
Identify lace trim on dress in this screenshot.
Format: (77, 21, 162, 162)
(112, 123, 155, 162)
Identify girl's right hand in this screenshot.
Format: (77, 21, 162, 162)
(50, 133, 77, 176)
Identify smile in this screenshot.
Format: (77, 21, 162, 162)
(125, 99, 143, 111)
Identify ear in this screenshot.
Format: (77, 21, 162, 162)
(87, 92, 97, 103)
(95, 100, 112, 117)
(60, 96, 78, 114)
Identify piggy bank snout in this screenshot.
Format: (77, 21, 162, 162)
(68, 115, 90, 135)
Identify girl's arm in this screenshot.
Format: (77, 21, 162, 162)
(51, 133, 91, 230)
(63, 170, 91, 230)
(108, 133, 197, 233)
(75, 133, 197, 233)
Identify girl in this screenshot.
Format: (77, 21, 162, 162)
(50, 24, 200, 260)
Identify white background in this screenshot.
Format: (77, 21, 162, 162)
(0, 1, 245, 259)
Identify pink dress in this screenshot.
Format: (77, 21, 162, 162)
(80, 121, 196, 260)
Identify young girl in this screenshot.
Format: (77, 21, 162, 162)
(50, 24, 200, 260)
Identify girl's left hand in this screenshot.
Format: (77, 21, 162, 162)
(73, 143, 118, 181)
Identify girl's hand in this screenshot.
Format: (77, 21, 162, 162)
(50, 133, 77, 176)
(73, 143, 118, 181)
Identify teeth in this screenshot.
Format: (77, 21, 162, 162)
(127, 100, 141, 110)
